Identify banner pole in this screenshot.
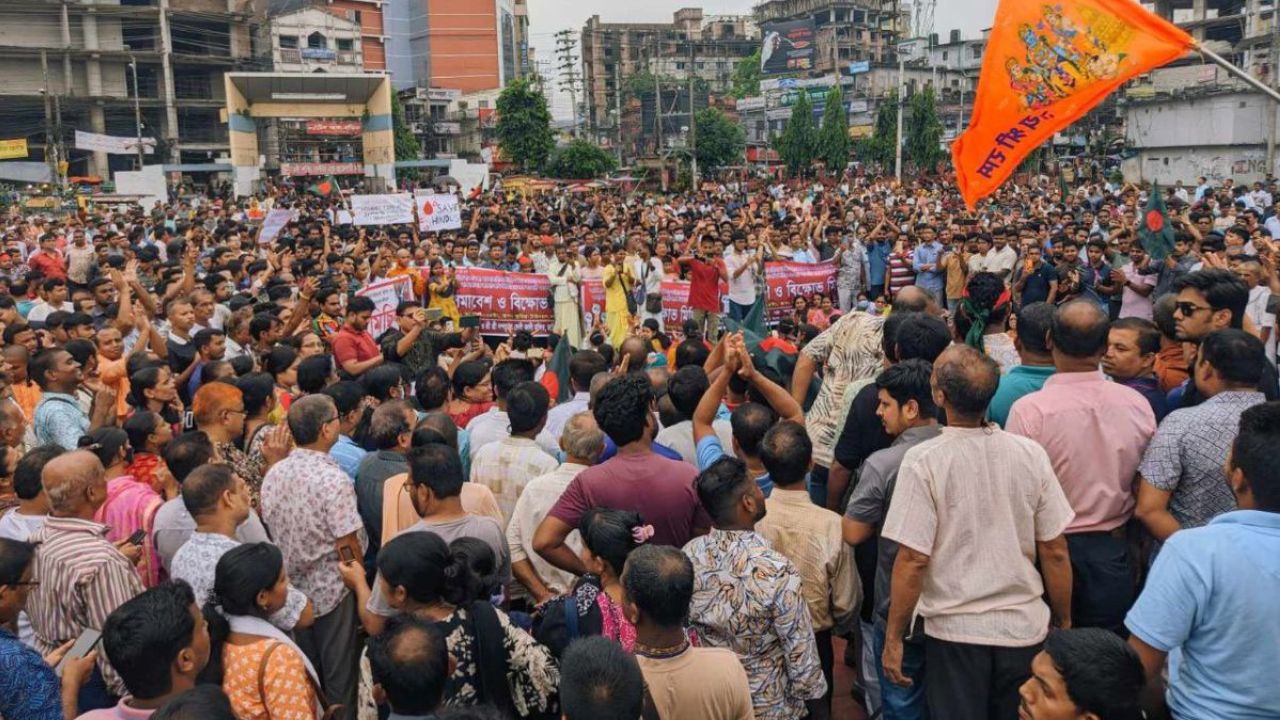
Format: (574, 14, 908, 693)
(1197, 43, 1280, 105)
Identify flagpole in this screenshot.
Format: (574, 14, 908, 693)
(1196, 43, 1280, 105)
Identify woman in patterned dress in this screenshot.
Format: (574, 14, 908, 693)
(201, 543, 324, 720)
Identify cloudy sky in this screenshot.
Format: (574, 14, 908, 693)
(527, 0, 1000, 118)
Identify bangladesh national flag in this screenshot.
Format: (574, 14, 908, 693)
(541, 333, 574, 404)
(309, 174, 342, 197)
(1138, 182, 1176, 262)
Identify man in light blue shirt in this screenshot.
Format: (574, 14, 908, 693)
(31, 349, 99, 450)
(323, 381, 368, 481)
(1125, 401, 1280, 720)
(910, 226, 946, 300)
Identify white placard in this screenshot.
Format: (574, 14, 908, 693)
(257, 209, 294, 246)
(355, 276, 415, 338)
(414, 192, 462, 233)
(75, 130, 156, 155)
(350, 193, 415, 226)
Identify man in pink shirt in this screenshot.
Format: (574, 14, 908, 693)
(1006, 300, 1156, 634)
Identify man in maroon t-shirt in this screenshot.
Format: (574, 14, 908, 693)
(331, 295, 384, 378)
(677, 236, 728, 341)
(534, 374, 710, 574)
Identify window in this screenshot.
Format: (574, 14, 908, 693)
(337, 38, 354, 51)
(942, 50, 948, 61)
(279, 35, 298, 49)
(479, 100, 490, 109)
(307, 32, 327, 49)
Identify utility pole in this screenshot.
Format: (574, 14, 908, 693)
(689, 40, 698, 189)
(126, 45, 145, 170)
(555, 29, 582, 137)
(895, 49, 905, 181)
(1268, 5, 1279, 175)
(614, 49, 624, 164)
(41, 50, 57, 184)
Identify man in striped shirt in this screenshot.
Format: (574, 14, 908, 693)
(27, 450, 143, 710)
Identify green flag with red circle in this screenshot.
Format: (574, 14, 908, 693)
(1138, 182, 1176, 262)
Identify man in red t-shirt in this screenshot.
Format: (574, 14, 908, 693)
(26, 234, 67, 282)
(331, 295, 384, 378)
(677, 237, 728, 341)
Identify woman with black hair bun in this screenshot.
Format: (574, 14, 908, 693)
(345, 531, 558, 720)
(533, 507, 697, 659)
(954, 271, 1020, 373)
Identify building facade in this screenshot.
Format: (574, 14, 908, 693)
(385, 0, 527, 93)
(267, 7, 365, 74)
(753, 0, 908, 70)
(580, 9, 759, 147)
(1124, 0, 1280, 183)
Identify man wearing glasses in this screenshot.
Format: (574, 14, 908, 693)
(261, 394, 367, 715)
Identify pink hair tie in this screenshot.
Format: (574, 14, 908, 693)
(631, 525, 655, 544)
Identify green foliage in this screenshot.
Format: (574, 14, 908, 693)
(496, 79, 555, 172)
(777, 91, 817, 176)
(545, 138, 617, 179)
(853, 92, 898, 172)
(906, 86, 945, 173)
(816, 85, 850, 172)
(390, 93, 422, 180)
(730, 49, 762, 99)
(693, 108, 745, 171)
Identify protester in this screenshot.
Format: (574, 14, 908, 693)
(880, 346, 1074, 720)
(353, 399, 415, 572)
(685, 456, 828, 720)
(560, 636, 645, 720)
(470, 381, 557, 525)
(366, 616, 451, 720)
(987, 302, 1057, 426)
(1018, 629, 1145, 720)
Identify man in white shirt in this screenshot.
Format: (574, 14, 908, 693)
(1240, 260, 1276, 362)
(471, 381, 558, 526)
(537, 351, 607, 457)
(880, 345, 1074, 720)
(468, 358, 535, 464)
(25, 278, 74, 324)
(632, 243, 665, 330)
(507, 412, 602, 604)
(655, 366, 734, 466)
(987, 231, 1020, 284)
(724, 235, 758, 322)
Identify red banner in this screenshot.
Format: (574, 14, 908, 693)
(765, 259, 838, 323)
(280, 162, 364, 177)
(661, 279, 693, 334)
(453, 267, 553, 336)
(578, 267, 607, 331)
(306, 120, 363, 136)
(355, 276, 415, 339)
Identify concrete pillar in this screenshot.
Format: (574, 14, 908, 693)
(89, 105, 109, 178)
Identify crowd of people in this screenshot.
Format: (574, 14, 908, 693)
(0, 170, 1277, 720)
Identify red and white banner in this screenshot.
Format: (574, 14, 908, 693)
(661, 279, 693, 333)
(454, 267, 554, 336)
(280, 162, 364, 177)
(578, 267, 607, 331)
(765, 259, 838, 323)
(305, 120, 363, 136)
(356, 276, 415, 339)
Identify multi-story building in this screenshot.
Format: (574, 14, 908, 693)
(270, 0, 385, 71)
(753, 0, 908, 70)
(580, 9, 759, 147)
(1123, 0, 1280, 183)
(266, 6, 365, 74)
(383, 0, 528, 93)
(0, 0, 269, 181)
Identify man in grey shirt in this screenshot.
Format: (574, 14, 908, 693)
(150, 431, 270, 572)
(842, 360, 940, 719)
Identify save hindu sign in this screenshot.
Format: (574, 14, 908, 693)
(953, 0, 1192, 209)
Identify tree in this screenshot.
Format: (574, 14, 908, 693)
(495, 79, 555, 173)
(730, 49, 762, 99)
(906, 86, 945, 173)
(545, 138, 617, 179)
(390, 93, 422, 181)
(816, 85, 850, 173)
(853, 92, 898, 172)
(777, 91, 817, 176)
(694, 108, 745, 171)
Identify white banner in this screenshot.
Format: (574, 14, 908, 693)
(257, 208, 294, 246)
(414, 192, 462, 233)
(75, 130, 156, 155)
(355, 275, 415, 338)
(350, 193, 414, 226)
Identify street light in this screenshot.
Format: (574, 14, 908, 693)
(124, 44, 144, 170)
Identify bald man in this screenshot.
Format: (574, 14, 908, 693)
(27, 451, 144, 707)
(881, 346, 1074, 720)
(0, 400, 26, 450)
(1006, 300, 1156, 634)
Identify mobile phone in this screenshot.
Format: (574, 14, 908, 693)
(459, 314, 481, 329)
(126, 529, 146, 546)
(56, 628, 101, 676)
(424, 307, 444, 322)
(338, 546, 357, 564)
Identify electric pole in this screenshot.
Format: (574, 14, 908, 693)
(1268, 5, 1279, 174)
(41, 50, 57, 184)
(689, 40, 698, 189)
(555, 29, 582, 137)
(614, 50, 624, 164)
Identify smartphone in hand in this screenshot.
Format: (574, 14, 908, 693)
(56, 628, 101, 676)
(126, 529, 146, 546)
(338, 546, 357, 564)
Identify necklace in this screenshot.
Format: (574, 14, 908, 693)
(633, 637, 689, 659)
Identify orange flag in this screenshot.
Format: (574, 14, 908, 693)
(953, 0, 1193, 209)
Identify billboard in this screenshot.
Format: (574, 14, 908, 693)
(760, 19, 816, 75)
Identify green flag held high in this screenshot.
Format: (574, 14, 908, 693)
(543, 333, 574, 404)
(309, 174, 342, 197)
(1138, 182, 1176, 262)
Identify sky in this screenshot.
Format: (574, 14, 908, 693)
(527, 0, 1001, 118)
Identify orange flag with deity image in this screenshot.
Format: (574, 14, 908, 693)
(953, 0, 1193, 209)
